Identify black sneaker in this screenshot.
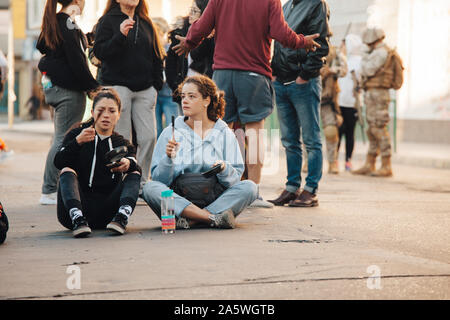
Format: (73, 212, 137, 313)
(72, 216, 91, 238)
(107, 213, 128, 235)
(0, 201, 9, 245)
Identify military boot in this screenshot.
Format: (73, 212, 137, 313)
(352, 154, 377, 175)
(328, 161, 339, 174)
(372, 156, 393, 177)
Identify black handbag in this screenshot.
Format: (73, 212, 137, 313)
(171, 173, 226, 209)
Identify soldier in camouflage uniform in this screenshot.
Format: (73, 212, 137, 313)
(353, 27, 392, 177)
(320, 45, 347, 174)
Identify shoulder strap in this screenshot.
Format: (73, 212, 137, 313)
(371, 46, 395, 77)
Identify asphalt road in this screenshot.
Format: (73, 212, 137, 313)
(0, 129, 449, 300)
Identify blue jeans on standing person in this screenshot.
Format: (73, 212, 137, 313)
(155, 95, 180, 138)
(273, 77, 323, 194)
(155, 83, 180, 138)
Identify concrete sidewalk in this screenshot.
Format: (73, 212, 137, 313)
(2, 119, 450, 170)
(0, 127, 449, 299)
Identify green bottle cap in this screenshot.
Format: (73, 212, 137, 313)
(161, 189, 174, 197)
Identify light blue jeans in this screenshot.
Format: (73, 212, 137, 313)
(142, 180, 257, 219)
(273, 77, 323, 194)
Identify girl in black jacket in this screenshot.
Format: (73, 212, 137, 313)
(93, 0, 165, 192)
(54, 88, 141, 238)
(37, 0, 99, 206)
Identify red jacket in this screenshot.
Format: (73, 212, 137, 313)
(185, 0, 306, 78)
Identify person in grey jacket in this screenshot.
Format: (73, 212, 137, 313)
(269, 0, 330, 207)
(142, 75, 257, 229)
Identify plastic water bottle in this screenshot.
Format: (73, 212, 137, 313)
(161, 189, 175, 234)
(41, 72, 53, 89)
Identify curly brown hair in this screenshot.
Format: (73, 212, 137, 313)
(177, 75, 226, 122)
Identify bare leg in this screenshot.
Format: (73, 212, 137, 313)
(180, 204, 212, 225)
(245, 120, 265, 184)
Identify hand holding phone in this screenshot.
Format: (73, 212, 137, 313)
(202, 161, 225, 178)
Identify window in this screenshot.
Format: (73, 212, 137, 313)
(27, 0, 46, 31)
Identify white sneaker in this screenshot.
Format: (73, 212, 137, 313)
(249, 197, 274, 208)
(39, 192, 57, 205)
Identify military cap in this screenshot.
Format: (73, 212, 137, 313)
(362, 27, 385, 44)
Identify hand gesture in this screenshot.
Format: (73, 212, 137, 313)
(76, 126, 95, 145)
(173, 35, 190, 57)
(110, 158, 130, 173)
(120, 18, 135, 37)
(303, 33, 321, 53)
(166, 139, 179, 159)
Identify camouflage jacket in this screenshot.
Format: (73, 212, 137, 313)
(320, 45, 347, 114)
(361, 42, 389, 89)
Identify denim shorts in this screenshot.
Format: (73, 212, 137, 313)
(213, 70, 275, 124)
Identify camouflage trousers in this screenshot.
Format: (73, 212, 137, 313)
(320, 103, 339, 162)
(364, 88, 391, 157)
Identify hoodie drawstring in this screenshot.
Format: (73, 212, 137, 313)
(108, 137, 115, 180)
(88, 135, 99, 188)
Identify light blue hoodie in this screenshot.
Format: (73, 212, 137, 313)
(151, 116, 244, 188)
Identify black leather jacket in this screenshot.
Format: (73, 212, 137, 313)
(271, 0, 330, 83)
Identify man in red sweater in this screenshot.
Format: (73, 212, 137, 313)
(174, 0, 319, 208)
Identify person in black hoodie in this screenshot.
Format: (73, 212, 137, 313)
(165, 0, 215, 101)
(93, 0, 164, 192)
(37, 0, 99, 206)
(54, 88, 141, 238)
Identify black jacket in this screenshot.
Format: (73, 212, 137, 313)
(271, 0, 330, 82)
(36, 13, 99, 92)
(93, 7, 163, 92)
(166, 17, 215, 94)
(54, 124, 141, 194)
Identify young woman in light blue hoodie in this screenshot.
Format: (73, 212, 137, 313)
(142, 75, 257, 229)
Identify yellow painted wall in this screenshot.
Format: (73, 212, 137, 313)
(12, 0, 26, 39)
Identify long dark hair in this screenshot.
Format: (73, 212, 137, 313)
(68, 87, 122, 132)
(38, 0, 73, 50)
(103, 0, 166, 60)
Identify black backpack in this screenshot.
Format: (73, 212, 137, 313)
(0, 201, 8, 244)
